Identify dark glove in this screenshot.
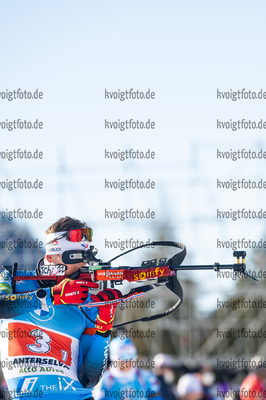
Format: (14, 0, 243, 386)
(91, 289, 122, 335)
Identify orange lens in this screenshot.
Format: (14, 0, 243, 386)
(67, 228, 93, 242)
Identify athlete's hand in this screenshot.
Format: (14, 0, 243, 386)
(91, 289, 122, 334)
(51, 279, 97, 305)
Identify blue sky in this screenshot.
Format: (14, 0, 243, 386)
(0, 0, 266, 308)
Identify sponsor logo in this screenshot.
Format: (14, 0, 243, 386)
(39, 265, 65, 276)
(31, 304, 55, 321)
(96, 270, 124, 280)
(49, 247, 61, 252)
(133, 267, 166, 281)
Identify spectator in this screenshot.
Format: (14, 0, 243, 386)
(153, 353, 177, 400)
(239, 356, 266, 400)
(94, 337, 163, 399)
(177, 373, 204, 400)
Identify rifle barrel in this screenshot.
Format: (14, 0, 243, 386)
(171, 264, 244, 271)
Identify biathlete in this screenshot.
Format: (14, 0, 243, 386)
(0, 217, 122, 400)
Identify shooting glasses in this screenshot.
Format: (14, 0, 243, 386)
(46, 227, 93, 245)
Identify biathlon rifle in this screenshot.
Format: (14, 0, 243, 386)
(3, 241, 256, 327)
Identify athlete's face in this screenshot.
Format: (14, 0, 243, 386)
(46, 254, 85, 275)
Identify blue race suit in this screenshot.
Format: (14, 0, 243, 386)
(93, 366, 163, 400)
(0, 261, 110, 400)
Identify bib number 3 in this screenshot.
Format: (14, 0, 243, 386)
(27, 329, 51, 353)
